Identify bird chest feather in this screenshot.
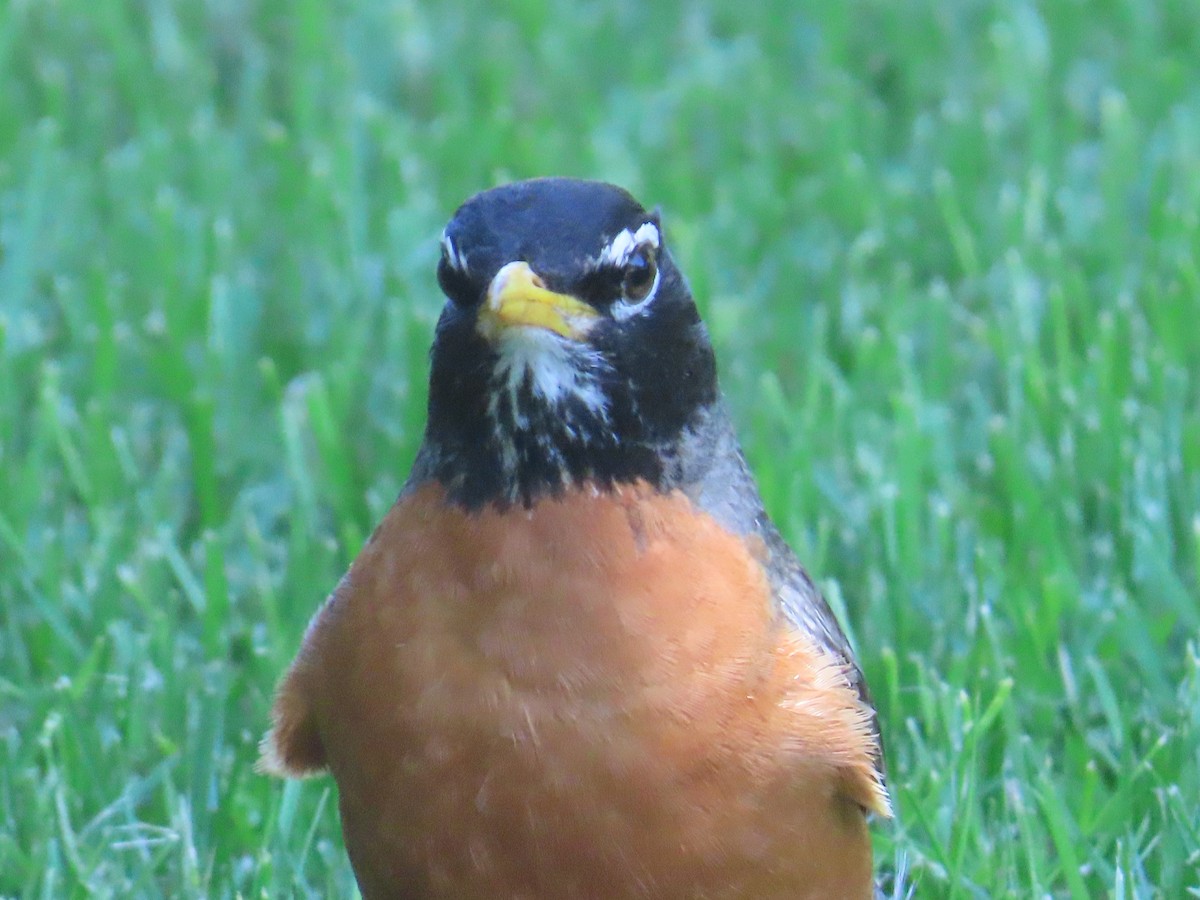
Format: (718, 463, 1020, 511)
(265, 484, 879, 899)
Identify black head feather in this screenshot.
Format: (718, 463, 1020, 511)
(414, 178, 718, 508)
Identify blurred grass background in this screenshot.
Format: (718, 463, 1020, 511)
(2, 0, 1199, 896)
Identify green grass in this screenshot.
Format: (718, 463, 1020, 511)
(2, 0, 1198, 896)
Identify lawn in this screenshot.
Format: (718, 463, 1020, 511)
(1, 0, 1198, 896)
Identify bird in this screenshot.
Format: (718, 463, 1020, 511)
(261, 177, 892, 899)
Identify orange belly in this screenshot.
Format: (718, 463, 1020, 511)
(267, 484, 879, 899)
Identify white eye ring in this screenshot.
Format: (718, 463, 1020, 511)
(590, 221, 663, 321)
(611, 258, 661, 321)
(440, 231, 468, 271)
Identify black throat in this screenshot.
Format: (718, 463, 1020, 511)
(412, 301, 718, 510)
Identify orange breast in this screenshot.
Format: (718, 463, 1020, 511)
(265, 483, 880, 899)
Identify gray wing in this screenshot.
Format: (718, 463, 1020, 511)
(674, 400, 886, 780)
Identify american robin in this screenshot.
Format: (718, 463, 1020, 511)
(261, 178, 892, 899)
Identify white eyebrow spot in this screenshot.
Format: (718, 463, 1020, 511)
(593, 221, 661, 269)
(441, 230, 468, 271)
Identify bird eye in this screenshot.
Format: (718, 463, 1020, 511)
(621, 249, 657, 302)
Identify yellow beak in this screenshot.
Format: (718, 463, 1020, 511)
(479, 261, 599, 340)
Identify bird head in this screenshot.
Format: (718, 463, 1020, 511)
(418, 178, 719, 508)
